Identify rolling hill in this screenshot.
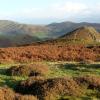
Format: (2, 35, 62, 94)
(59, 26, 100, 44)
(32, 26, 100, 45)
(0, 20, 100, 47)
(0, 20, 49, 47)
(47, 21, 100, 38)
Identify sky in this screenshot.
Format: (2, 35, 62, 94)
(0, 0, 100, 24)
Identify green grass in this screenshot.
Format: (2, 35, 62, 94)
(0, 64, 28, 89)
(47, 62, 100, 100)
(47, 63, 100, 78)
(0, 61, 100, 99)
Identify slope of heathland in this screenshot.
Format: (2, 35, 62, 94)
(0, 20, 50, 47)
(29, 26, 100, 45)
(0, 44, 99, 63)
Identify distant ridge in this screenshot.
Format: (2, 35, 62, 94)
(60, 26, 100, 43)
(47, 21, 100, 38)
(0, 20, 49, 47)
(34, 26, 100, 45)
(0, 20, 100, 47)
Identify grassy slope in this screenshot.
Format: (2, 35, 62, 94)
(0, 62, 100, 100)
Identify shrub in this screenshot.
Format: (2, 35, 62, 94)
(0, 87, 15, 100)
(0, 87, 37, 100)
(16, 77, 83, 100)
(75, 75, 100, 91)
(6, 63, 49, 76)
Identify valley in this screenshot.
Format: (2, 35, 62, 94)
(0, 20, 99, 100)
(0, 20, 100, 47)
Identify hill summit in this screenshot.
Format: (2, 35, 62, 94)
(58, 26, 100, 44)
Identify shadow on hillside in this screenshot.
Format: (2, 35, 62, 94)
(58, 64, 78, 70)
(57, 63, 100, 71)
(0, 75, 18, 89)
(0, 68, 19, 89)
(0, 68, 7, 75)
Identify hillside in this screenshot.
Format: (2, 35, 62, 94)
(31, 26, 100, 45)
(47, 21, 100, 38)
(0, 20, 49, 47)
(0, 20, 100, 47)
(0, 20, 49, 36)
(59, 26, 100, 44)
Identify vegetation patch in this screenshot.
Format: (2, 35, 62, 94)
(6, 63, 49, 77)
(0, 62, 100, 99)
(16, 77, 83, 100)
(0, 45, 99, 63)
(75, 75, 100, 91)
(0, 87, 37, 100)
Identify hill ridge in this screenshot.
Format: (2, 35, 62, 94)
(60, 26, 100, 43)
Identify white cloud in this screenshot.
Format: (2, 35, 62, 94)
(0, 1, 100, 23)
(15, 1, 88, 19)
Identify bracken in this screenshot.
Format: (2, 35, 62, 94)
(0, 44, 99, 63)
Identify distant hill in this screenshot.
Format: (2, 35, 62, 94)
(0, 20, 49, 36)
(59, 26, 100, 44)
(0, 20, 50, 47)
(32, 26, 100, 45)
(0, 20, 100, 47)
(47, 21, 100, 38)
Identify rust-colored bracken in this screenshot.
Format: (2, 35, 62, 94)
(0, 44, 99, 63)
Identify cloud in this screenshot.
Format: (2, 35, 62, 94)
(15, 1, 88, 19)
(0, 1, 100, 23)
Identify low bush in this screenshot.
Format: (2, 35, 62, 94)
(16, 77, 83, 100)
(0, 87, 37, 100)
(0, 87, 15, 100)
(75, 75, 100, 91)
(6, 63, 49, 77)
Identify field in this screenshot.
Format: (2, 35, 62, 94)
(0, 44, 99, 100)
(0, 61, 100, 100)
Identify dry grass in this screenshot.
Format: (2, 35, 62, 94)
(15, 94, 38, 100)
(0, 87, 37, 100)
(75, 75, 100, 90)
(0, 87, 15, 100)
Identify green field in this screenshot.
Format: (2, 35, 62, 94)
(0, 62, 100, 100)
